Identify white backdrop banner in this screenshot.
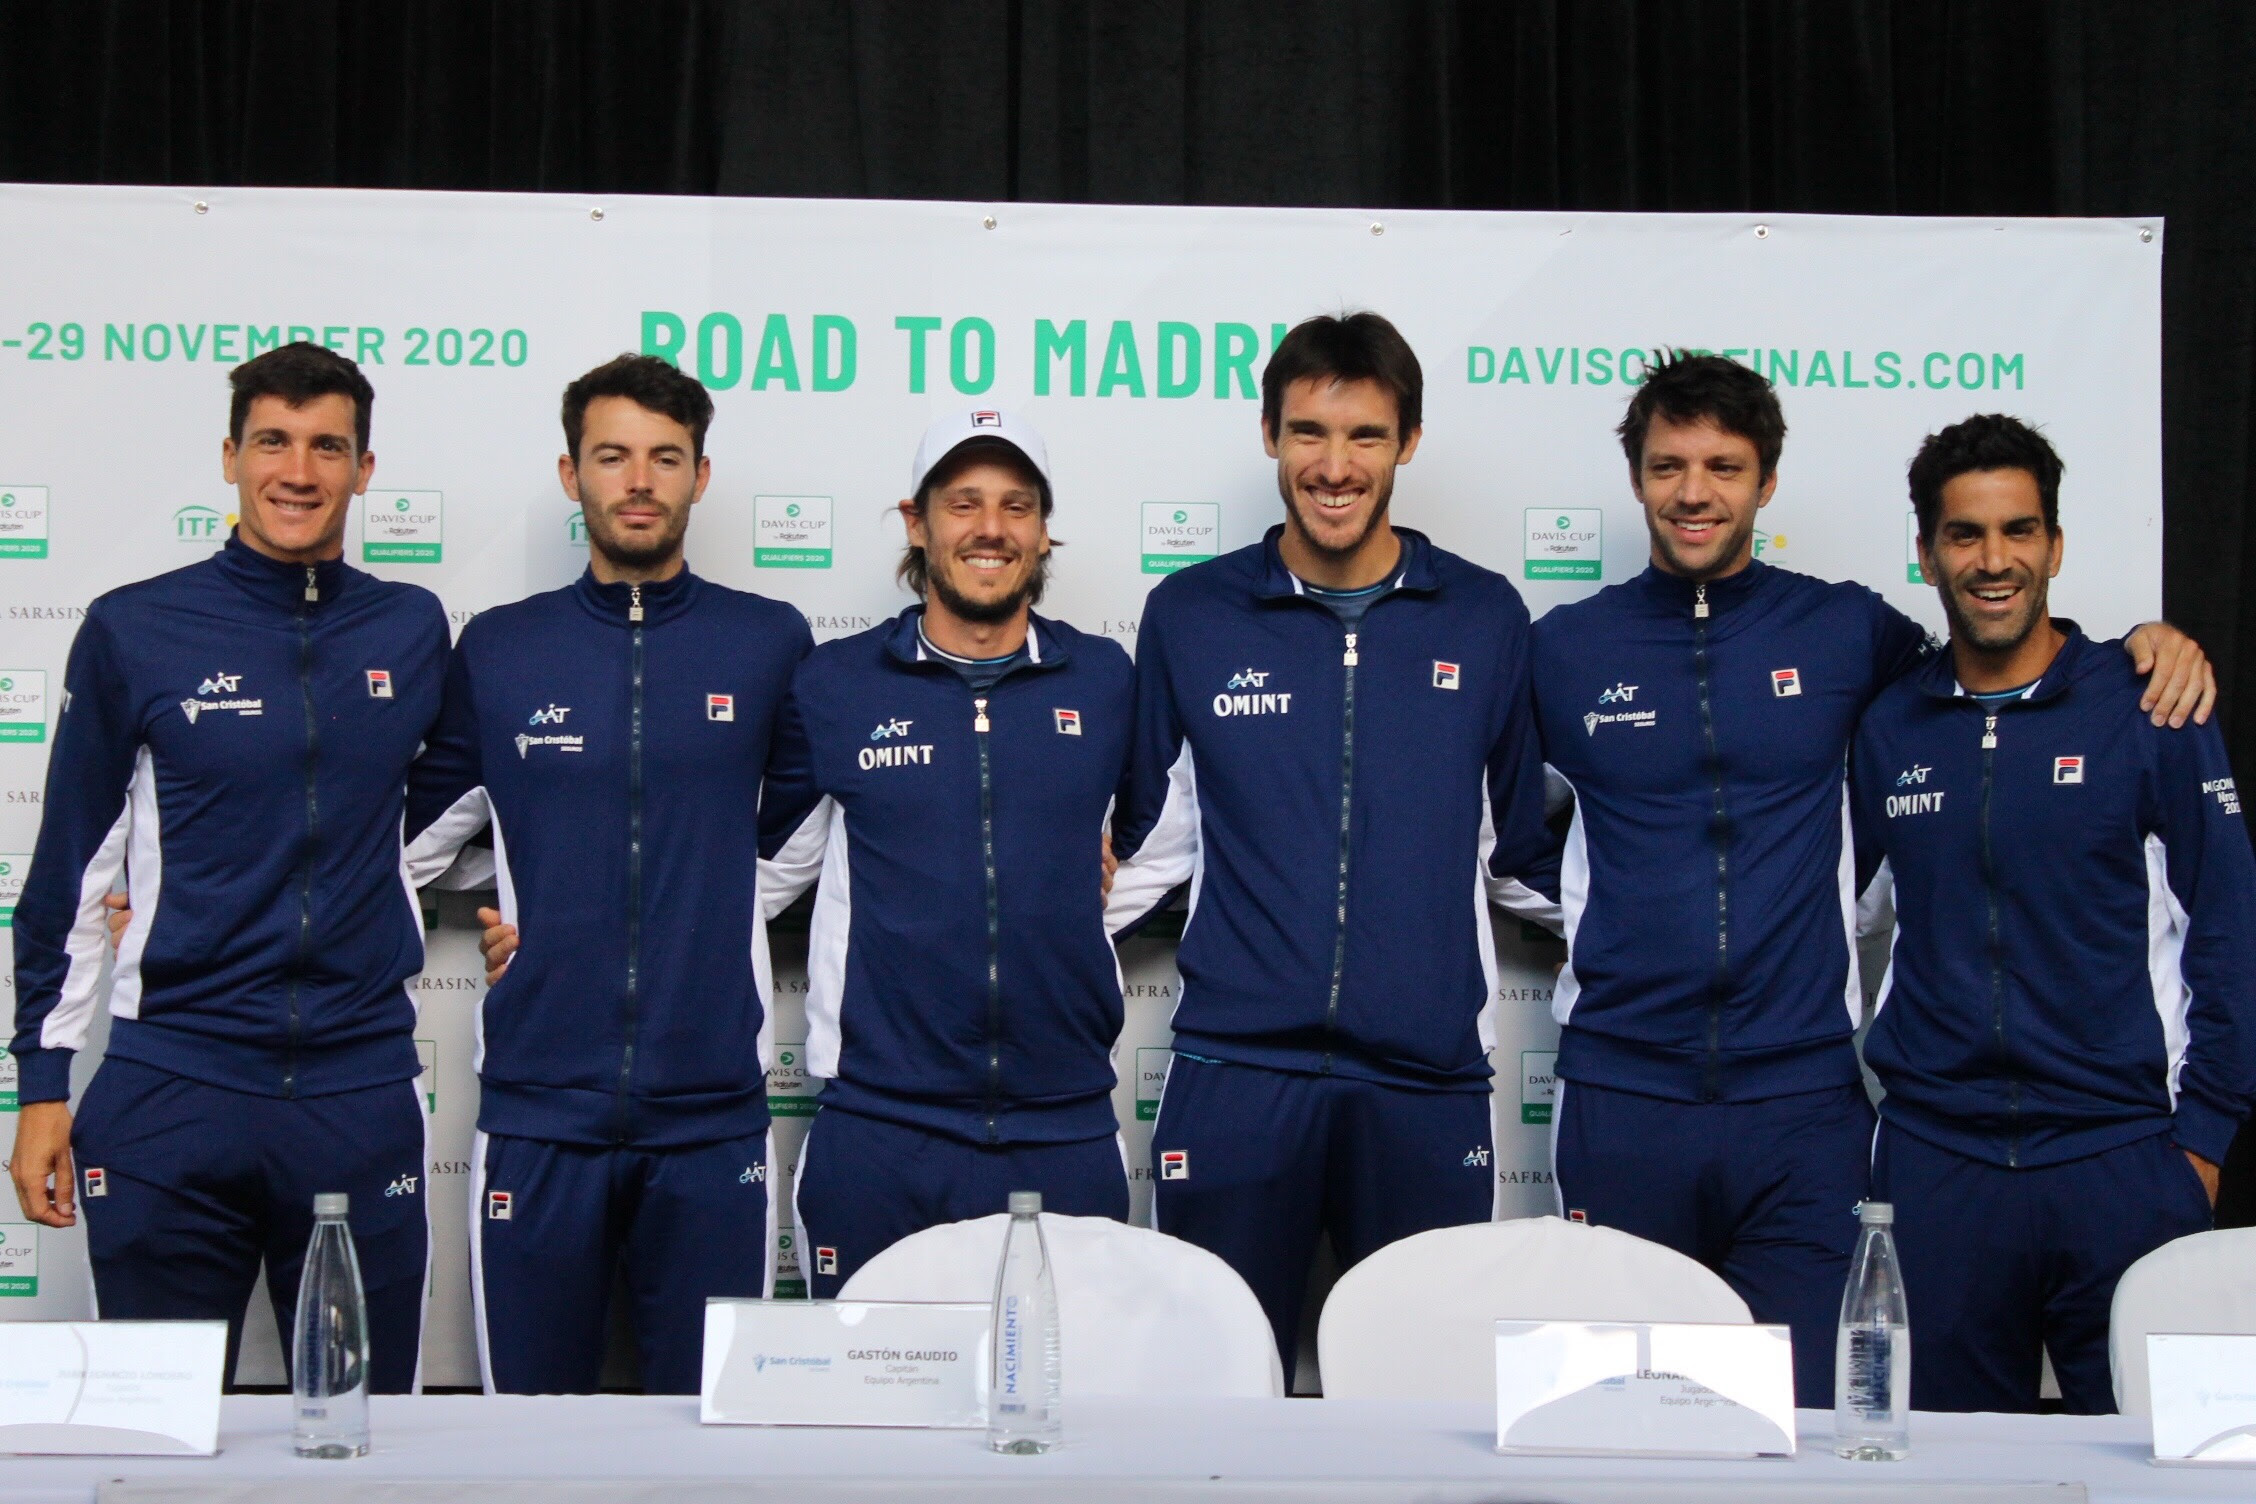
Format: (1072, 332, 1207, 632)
(0, 186, 2163, 1388)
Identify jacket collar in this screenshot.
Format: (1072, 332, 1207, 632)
(570, 565, 700, 627)
(1253, 525, 1439, 602)
(214, 531, 352, 612)
(1912, 622, 2092, 703)
(1632, 557, 1771, 616)
(881, 605, 1067, 674)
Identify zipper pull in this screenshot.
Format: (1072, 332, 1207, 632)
(973, 696, 990, 734)
(629, 583, 644, 623)
(304, 565, 319, 603)
(1694, 583, 1709, 620)
(1982, 712, 1998, 750)
(1343, 631, 1359, 667)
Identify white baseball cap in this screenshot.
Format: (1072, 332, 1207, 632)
(909, 408, 1052, 499)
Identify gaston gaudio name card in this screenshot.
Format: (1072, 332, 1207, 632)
(702, 1300, 990, 1427)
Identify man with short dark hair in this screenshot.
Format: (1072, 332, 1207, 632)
(749, 409, 1133, 1296)
(1110, 312, 1552, 1364)
(1504, 354, 2214, 1406)
(404, 353, 811, 1394)
(1850, 415, 2256, 1413)
(11, 343, 446, 1391)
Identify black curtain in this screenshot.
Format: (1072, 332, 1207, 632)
(5, 0, 2255, 1218)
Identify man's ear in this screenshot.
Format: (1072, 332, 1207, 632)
(558, 453, 581, 504)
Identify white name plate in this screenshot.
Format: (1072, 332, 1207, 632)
(1495, 1320, 1797, 1458)
(2149, 1332, 2256, 1464)
(701, 1300, 990, 1428)
(0, 1320, 226, 1456)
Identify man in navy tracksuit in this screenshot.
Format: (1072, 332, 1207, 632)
(759, 410, 1133, 1297)
(1851, 415, 2256, 1413)
(1111, 314, 1553, 1362)
(10, 345, 444, 1391)
(1505, 356, 2214, 1406)
(405, 356, 810, 1393)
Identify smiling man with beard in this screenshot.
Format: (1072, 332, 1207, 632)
(1108, 313, 1553, 1367)
(754, 410, 1136, 1297)
(402, 354, 812, 1393)
(1847, 415, 2256, 1413)
(1502, 355, 2217, 1408)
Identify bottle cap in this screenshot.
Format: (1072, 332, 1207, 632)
(1859, 1200, 1893, 1225)
(1008, 1191, 1042, 1217)
(313, 1192, 350, 1218)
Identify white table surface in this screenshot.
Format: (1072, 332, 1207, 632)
(4, 1394, 2250, 1504)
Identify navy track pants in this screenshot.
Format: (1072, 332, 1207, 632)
(1150, 1053, 1496, 1367)
(72, 1057, 429, 1392)
(1552, 1078, 1875, 1408)
(793, 1104, 1128, 1299)
(472, 1128, 771, 1395)
(1872, 1121, 2212, 1414)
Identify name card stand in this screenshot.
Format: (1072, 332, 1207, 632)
(701, 1299, 991, 1428)
(2149, 1332, 2256, 1465)
(1495, 1320, 1798, 1459)
(0, 1321, 227, 1456)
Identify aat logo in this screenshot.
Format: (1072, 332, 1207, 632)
(0, 486, 50, 560)
(174, 504, 229, 544)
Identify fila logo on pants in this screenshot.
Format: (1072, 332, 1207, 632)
(83, 1167, 108, 1198)
(815, 1247, 839, 1275)
(1160, 1150, 1189, 1180)
(487, 1190, 513, 1220)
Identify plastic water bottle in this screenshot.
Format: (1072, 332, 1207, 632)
(292, 1193, 370, 1459)
(988, 1190, 1062, 1455)
(1834, 1200, 1910, 1460)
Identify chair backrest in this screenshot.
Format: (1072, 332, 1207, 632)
(1317, 1216, 1753, 1402)
(2109, 1226, 2256, 1418)
(837, 1212, 1283, 1398)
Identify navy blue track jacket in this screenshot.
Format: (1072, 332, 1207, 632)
(757, 609, 1132, 1145)
(1512, 561, 1931, 1103)
(404, 568, 811, 1148)
(1851, 629, 2256, 1168)
(11, 535, 448, 1103)
(1108, 527, 1551, 1090)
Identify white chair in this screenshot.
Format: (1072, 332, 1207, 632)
(837, 1212, 1284, 1398)
(1317, 1216, 1752, 1402)
(2109, 1226, 2256, 1418)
